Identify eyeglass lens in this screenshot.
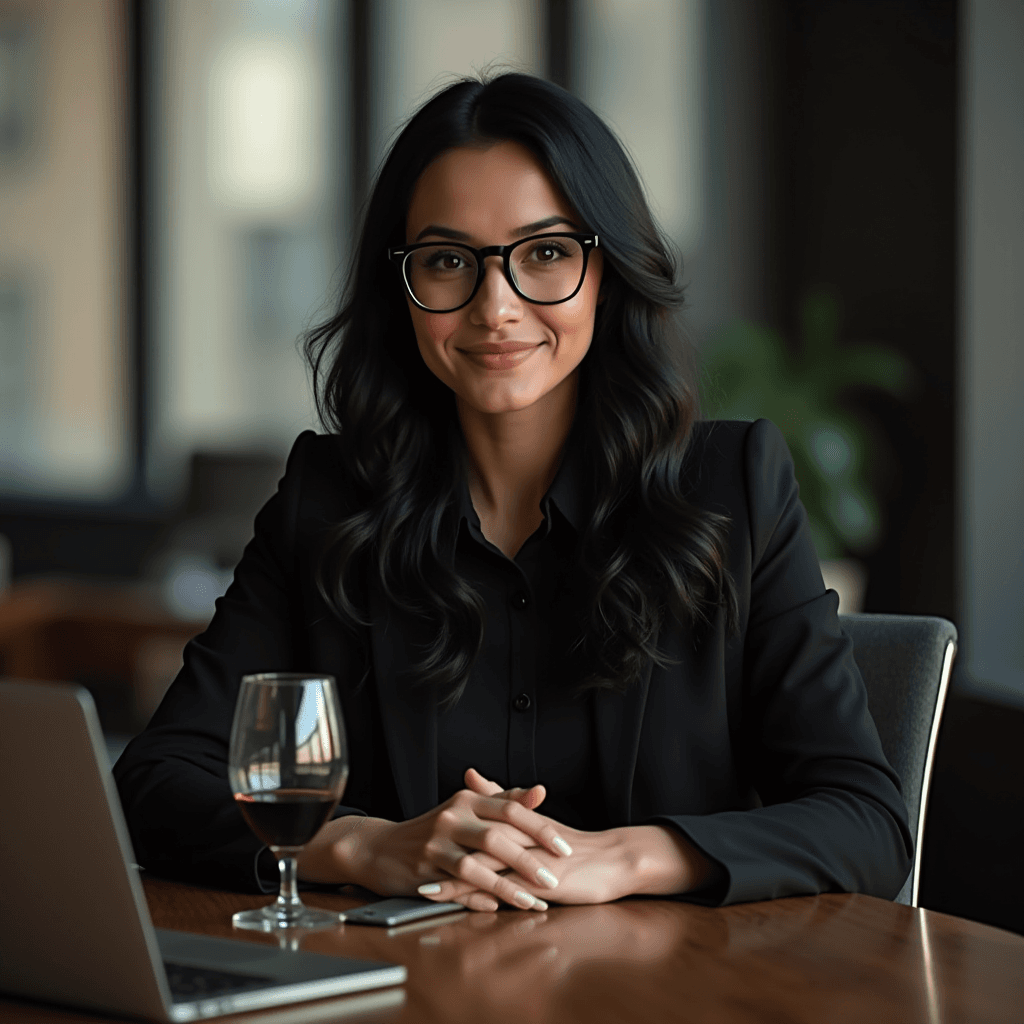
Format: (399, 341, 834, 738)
(405, 236, 586, 310)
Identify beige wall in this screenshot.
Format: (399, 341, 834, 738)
(0, 0, 128, 497)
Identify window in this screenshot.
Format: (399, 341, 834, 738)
(0, 0, 129, 499)
(148, 0, 342, 499)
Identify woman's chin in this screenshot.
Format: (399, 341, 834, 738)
(455, 382, 550, 418)
(453, 367, 581, 421)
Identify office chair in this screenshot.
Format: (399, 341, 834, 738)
(839, 613, 957, 907)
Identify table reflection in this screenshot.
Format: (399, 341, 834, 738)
(275, 894, 955, 1024)
(146, 874, 1022, 1024)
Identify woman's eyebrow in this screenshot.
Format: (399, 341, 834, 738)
(512, 215, 580, 237)
(413, 215, 580, 243)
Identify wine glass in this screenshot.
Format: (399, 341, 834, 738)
(228, 673, 349, 931)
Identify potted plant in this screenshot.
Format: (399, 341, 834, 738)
(699, 290, 914, 611)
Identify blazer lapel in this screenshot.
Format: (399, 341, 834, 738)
(369, 584, 438, 819)
(593, 657, 653, 826)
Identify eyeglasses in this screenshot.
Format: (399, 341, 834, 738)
(388, 232, 599, 313)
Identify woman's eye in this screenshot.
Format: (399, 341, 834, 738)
(423, 251, 469, 271)
(528, 242, 570, 263)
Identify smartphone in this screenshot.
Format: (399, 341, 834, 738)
(343, 897, 466, 927)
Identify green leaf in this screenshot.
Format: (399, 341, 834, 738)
(799, 289, 841, 361)
(833, 344, 915, 398)
(700, 287, 914, 558)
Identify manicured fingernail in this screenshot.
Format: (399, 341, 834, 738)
(513, 890, 537, 909)
(533, 899, 549, 912)
(536, 867, 559, 888)
(552, 837, 573, 856)
(418, 883, 442, 895)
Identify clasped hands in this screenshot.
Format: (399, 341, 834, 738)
(297, 767, 709, 912)
(417, 767, 637, 912)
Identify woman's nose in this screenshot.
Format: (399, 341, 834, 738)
(469, 257, 522, 328)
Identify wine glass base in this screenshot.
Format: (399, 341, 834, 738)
(233, 904, 345, 932)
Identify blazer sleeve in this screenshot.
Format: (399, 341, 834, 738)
(652, 418, 914, 905)
(113, 431, 367, 892)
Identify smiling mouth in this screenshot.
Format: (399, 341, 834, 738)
(459, 342, 542, 369)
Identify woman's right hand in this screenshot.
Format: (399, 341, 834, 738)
(296, 770, 571, 912)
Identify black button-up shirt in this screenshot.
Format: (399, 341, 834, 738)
(436, 436, 608, 831)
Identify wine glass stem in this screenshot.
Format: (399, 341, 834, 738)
(275, 852, 303, 918)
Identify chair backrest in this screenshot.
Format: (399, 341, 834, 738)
(840, 613, 957, 907)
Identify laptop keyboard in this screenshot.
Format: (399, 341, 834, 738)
(164, 961, 275, 1001)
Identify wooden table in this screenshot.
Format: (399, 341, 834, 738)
(2, 877, 1022, 1023)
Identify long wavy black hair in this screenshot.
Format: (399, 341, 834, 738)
(304, 72, 737, 707)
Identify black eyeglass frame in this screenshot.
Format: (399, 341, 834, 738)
(387, 232, 600, 313)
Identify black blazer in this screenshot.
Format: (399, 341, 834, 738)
(113, 419, 912, 904)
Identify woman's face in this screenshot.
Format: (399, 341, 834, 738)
(403, 141, 603, 418)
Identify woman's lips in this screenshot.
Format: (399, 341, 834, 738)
(459, 342, 542, 370)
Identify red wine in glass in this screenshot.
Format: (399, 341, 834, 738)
(228, 673, 348, 931)
(234, 790, 339, 849)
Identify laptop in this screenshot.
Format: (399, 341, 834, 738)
(0, 679, 407, 1022)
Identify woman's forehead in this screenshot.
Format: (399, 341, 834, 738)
(405, 142, 577, 240)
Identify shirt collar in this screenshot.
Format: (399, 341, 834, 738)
(544, 423, 583, 531)
(454, 422, 584, 539)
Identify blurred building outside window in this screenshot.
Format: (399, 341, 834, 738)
(148, 0, 341, 506)
(138, 0, 345, 631)
(575, 0, 704, 260)
(0, 0, 129, 500)
(368, 0, 542, 173)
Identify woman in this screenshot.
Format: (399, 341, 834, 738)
(114, 73, 911, 912)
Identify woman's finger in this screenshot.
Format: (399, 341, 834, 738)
(419, 876, 482, 902)
(464, 767, 504, 796)
(420, 871, 548, 912)
(495, 783, 546, 810)
(462, 816, 537, 852)
(514, 785, 547, 810)
(475, 795, 573, 858)
(452, 891, 500, 913)
(470, 850, 510, 873)
(464, 768, 547, 810)
(432, 838, 550, 910)
(445, 792, 541, 851)
(450, 819, 561, 891)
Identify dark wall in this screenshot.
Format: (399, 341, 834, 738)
(777, 0, 957, 621)
(773, 4, 1024, 938)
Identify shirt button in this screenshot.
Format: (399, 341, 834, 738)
(510, 591, 529, 610)
(512, 692, 532, 712)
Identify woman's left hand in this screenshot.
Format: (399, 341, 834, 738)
(419, 769, 711, 907)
